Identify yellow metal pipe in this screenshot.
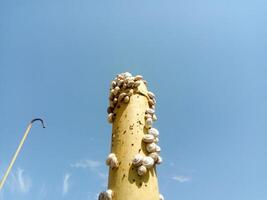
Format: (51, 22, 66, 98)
(0, 118, 45, 190)
(108, 82, 159, 200)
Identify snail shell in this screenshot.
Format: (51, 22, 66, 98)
(106, 153, 119, 169)
(152, 114, 158, 121)
(107, 113, 114, 123)
(145, 118, 153, 129)
(143, 156, 154, 169)
(146, 143, 157, 153)
(122, 83, 127, 89)
(156, 156, 163, 164)
(118, 92, 127, 102)
(123, 95, 130, 103)
(123, 72, 132, 78)
(134, 75, 143, 81)
(159, 194, 164, 200)
(98, 192, 106, 200)
(127, 80, 135, 88)
(114, 86, 120, 95)
(105, 189, 113, 199)
(155, 144, 161, 152)
(142, 134, 155, 143)
(148, 152, 159, 162)
(148, 99, 155, 106)
(118, 79, 124, 87)
(146, 108, 155, 115)
(117, 74, 124, 80)
(148, 128, 159, 137)
(132, 154, 143, 166)
(137, 165, 147, 176)
(145, 113, 152, 119)
(113, 97, 118, 105)
(148, 91, 155, 99)
(111, 81, 117, 88)
(154, 137, 159, 144)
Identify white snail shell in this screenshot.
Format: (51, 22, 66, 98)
(146, 108, 155, 115)
(154, 137, 159, 144)
(123, 95, 130, 103)
(148, 128, 159, 137)
(137, 165, 147, 176)
(132, 154, 144, 166)
(159, 194, 164, 200)
(145, 113, 152, 119)
(134, 75, 143, 81)
(123, 72, 132, 77)
(155, 144, 161, 152)
(148, 91, 155, 99)
(146, 143, 157, 153)
(142, 134, 155, 143)
(107, 113, 114, 123)
(106, 153, 119, 169)
(145, 118, 153, 129)
(156, 156, 163, 164)
(143, 156, 154, 169)
(148, 152, 159, 162)
(118, 92, 127, 102)
(105, 189, 113, 199)
(152, 114, 157, 121)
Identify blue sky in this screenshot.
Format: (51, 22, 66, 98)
(0, 0, 267, 199)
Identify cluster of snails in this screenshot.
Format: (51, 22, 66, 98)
(98, 189, 113, 200)
(107, 72, 145, 123)
(132, 114, 162, 176)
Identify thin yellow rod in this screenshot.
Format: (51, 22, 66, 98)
(0, 119, 45, 190)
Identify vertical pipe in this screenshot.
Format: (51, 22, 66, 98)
(102, 73, 162, 200)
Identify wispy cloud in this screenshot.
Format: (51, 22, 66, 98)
(7, 168, 32, 194)
(70, 160, 101, 170)
(62, 173, 71, 196)
(172, 175, 191, 183)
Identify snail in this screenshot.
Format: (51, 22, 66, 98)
(132, 154, 144, 166)
(156, 156, 163, 164)
(159, 194, 164, 200)
(145, 118, 153, 129)
(155, 144, 161, 152)
(107, 113, 114, 123)
(146, 108, 155, 115)
(148, 152, 159, 162)
(147, 91, 155, 99)
(106, 153, 119, 169)
(118, 92, 127, 102)
(134, 75, 143, 81)
(146, 143, 157, 153)
(137, 165, 147, 176)
(143, 156, 154, 169)
(148, 128, 159, 137)
(152, 114, 158, 121)
(123, 95, 130, 103)
(142, 134, 155, 143)
(98, 189, 113, 200)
